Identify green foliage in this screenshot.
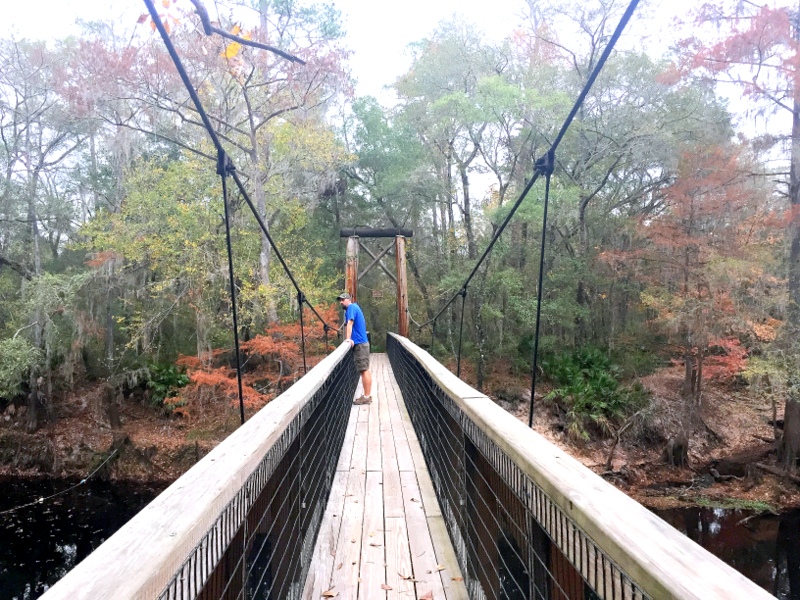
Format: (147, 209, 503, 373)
(146, 363, 190, 407)
(0, 337, 40, 399)
(542, 347, 650, 440)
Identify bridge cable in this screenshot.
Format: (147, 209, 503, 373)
(419, 0, 640, 426)
(529, 157, 553, 427)
(219, 152, 246, 425)
(298, 292, 308, 374)
(143, 0, 337, 417)
(0, 447, 120, 516)
(456, 288, 467, 378)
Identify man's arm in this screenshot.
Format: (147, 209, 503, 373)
(345, 320, 354, 345)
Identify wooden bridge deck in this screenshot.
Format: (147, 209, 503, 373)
(303, 354, 468, 600)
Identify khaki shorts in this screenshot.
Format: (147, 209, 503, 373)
(353, 342, 370, 372)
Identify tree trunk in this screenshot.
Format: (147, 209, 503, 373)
(782, 8, 800, 475)
(789, 9, 800, 328)
(683, 347, 695, 398)
(458, 163, 477, 260)
(781, 391, 800, 473)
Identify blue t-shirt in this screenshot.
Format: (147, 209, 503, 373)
(345, 303, 368, 345)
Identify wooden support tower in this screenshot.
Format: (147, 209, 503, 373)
(341, 228, 413, 337)
(345, 235, 359, 302)
(395, 235, 408, 337)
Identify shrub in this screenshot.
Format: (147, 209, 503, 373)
(542, 347, 650, 440)
(0, 337, 40, 400)
(147, 363, 190, 407)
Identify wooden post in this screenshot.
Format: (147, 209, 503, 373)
(346, 236, 359, 302)
(395, 236, 408, 337)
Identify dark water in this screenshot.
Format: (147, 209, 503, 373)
(1, 477, 798, 600)
(654, 507, 800, 599)
(0, 477, 165, 600)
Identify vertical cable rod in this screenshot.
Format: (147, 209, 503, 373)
(456, 288, 467, 378)
(529, 156, 553, 428)
(299, 292, 307, 373)
(219, 153, 246, 425)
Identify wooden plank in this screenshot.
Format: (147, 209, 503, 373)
(382, 466, 404, 522)
(336, 406, 359, 472)
(427, 515, 469, 599)
(359, 471, 387, 599)
(366, 370, 382, 472)
(327, 464, 366, 598)
(399, 470, 446, 599)
(385, 517, 415, 600)
(302, 470, 349, 599)
(384, 375, 415, 473)
(379, 359, 404, 520)
(387, 364, 441, 522)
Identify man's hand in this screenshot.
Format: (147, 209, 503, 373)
(346, 339, 355, 347)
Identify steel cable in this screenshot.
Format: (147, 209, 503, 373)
(143, 0, 337, 423)
(416, 0, 641, 421)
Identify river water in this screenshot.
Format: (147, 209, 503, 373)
(0, 476, 798, 599)
(0, 477, 165, 600)
(653, 507, 800, 599)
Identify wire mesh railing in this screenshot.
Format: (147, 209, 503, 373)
(386, 333, 777, 600)
(40, 343, 358, 600)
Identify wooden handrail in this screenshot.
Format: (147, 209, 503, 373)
(40, 343, 351, 600)
(389, 333, 776, 600)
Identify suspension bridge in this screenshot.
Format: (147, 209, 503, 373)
(34, 0, 783, 597)
(38, 332, 774, 600)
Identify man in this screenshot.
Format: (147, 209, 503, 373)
(337, 292, 372, 405)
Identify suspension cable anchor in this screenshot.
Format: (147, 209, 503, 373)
(216, 150, 235, 177)
(534, 149, 555, 176)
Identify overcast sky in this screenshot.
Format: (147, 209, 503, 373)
(6, 0, 684, 101)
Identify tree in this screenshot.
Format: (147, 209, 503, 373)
(624, 144, 778, 400)
(679, 0, 800, 468)
(78, 0, 350, 324)
(0, 38, 87, 430)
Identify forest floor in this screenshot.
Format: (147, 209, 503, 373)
(2, 360, 800, 512)
(477, 362, 800, 512)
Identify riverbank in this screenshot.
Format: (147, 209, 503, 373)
(486, 363, 800, 512)
(2, 363, 799, 513)
(0, 381, 244, 483)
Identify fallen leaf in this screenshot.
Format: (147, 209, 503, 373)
(369, 543, 382, 547)
(419, 592, 433, 600)
(451, 576, 463, 581)
(399, 572, 418, 582)
(436, 564, 445, 571)
(381, 584, 393, 590)
(336, 563, 343, 570)
(410, 497, 420, 503)
(321, 590, 337, 598)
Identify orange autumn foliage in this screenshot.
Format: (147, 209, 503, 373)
(171, 303, 342, 416)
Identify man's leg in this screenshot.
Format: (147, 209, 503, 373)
(361, 369, 372, 398)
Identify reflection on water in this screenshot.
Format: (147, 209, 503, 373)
(654, 506, 800, 599)
(0, 477, 165, 600)
(1, 475, 798, 599)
